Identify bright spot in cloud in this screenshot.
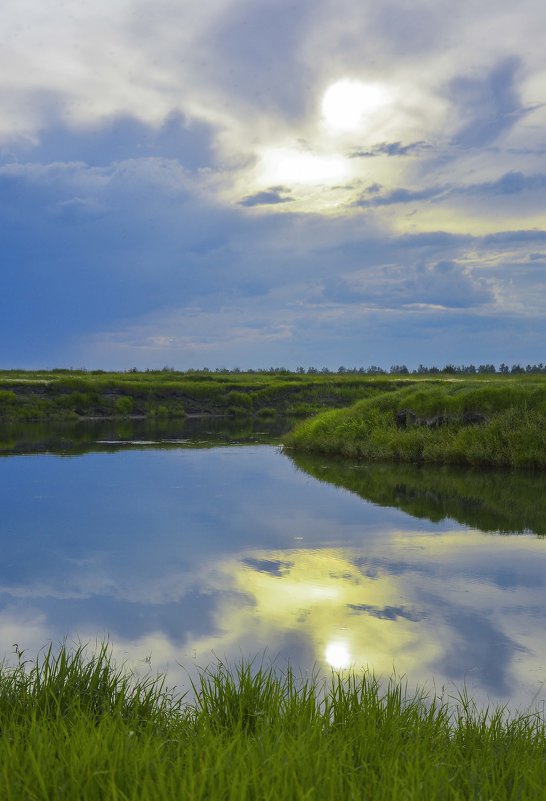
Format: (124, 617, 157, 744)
(259, 147, 348, 186)
(325, 641, 351, 670)
(322, 79, 390, 131)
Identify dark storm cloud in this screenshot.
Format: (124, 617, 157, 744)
(0, 158, 236, 358)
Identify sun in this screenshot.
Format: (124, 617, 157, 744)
(322, 79, 389, 132)
(325, 641, 351, 670)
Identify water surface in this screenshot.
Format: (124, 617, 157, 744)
(1, 420, 544, 710)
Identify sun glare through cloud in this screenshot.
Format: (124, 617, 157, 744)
(321, 79, 391, 132)
(259, 147, 348, 186)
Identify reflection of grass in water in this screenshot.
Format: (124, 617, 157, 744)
(1, 644, 544, 800)
(285, 382, 546, 469)
(0, 417, 297, 456)
(289, 454, 546, 536)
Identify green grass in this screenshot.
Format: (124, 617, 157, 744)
(5, 369, 534, 423)
(0, 369, 412, 421)
(284, 379, 546, 469)
(0, 644, 544, 800)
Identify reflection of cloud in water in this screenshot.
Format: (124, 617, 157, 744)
(188, 549, 440, 678)
(1, 528, 544, 708)
(185, 534, 546, 707)
(434, 606, 526, 697)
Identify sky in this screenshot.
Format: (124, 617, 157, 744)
(1, 0, 545, 370)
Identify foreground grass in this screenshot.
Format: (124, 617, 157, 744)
(285, 379, 546, 469)
(1, 645, 545, 800)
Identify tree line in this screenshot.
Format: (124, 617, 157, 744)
(146, 363, 546, 376)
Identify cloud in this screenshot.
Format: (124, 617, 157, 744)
(239, 186, 294, 206)
(322, 259, 493, 310)
(2, 112, 216, 172)
(349, 141, 430, 158)
(353, 185, 449, 207)
(462, 170, 546, 195)
(0, 0, 546, 368)
(1, 150, 544, 368)
(447, 56, 543, 150)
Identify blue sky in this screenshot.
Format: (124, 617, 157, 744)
(1, 0, 545, 370)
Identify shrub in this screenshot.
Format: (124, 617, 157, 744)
(227, 391, 253, 409)
(115, 396, 134, 416)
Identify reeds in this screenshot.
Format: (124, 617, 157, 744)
(0, 644, 544, 800)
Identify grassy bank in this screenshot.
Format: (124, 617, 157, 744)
(0, 369, 412, 422)
(284, 378, 546, 469)
(1, 645, 544, 800)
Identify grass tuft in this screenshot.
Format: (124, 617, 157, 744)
(0, 644, 544, 800)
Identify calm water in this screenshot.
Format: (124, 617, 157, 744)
(1, 420, 545, 710)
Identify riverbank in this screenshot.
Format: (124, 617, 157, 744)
(0, 369, 413, 421)
(2, 369, 542, 424)
(284, 379, 546, 469)
(1, 644, 544, 801)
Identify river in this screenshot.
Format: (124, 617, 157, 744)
(0, 418, 544, 711)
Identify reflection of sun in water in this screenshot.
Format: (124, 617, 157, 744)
(325, 641, 351, 670)
(322, 79, 389, 132)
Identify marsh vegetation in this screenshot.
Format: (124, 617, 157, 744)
(284, 379, 546, 469)
(0, 368, 405, 421)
